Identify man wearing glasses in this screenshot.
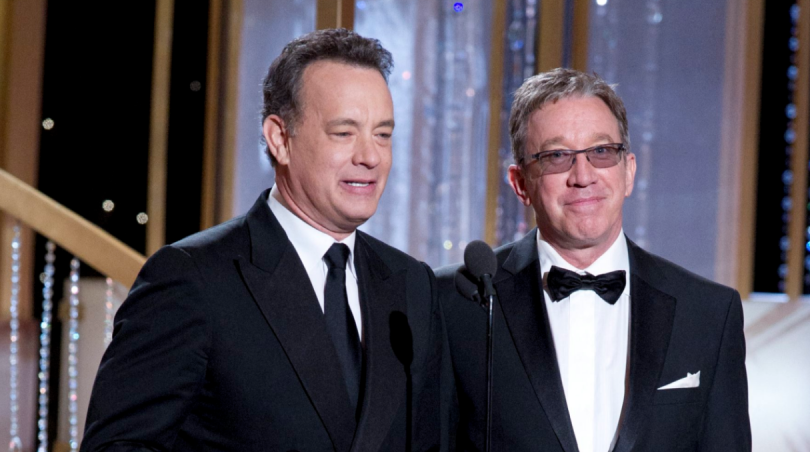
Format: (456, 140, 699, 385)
(440, 68, 750, 451)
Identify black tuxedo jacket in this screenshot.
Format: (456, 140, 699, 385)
(82, 191, 444, 452)
(438, 230, 750, 451)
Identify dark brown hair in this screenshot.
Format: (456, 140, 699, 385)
(261, 28, 393, 165)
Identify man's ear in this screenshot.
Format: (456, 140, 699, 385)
(262, 115, 291, 166)
(508, 164, 532, 206)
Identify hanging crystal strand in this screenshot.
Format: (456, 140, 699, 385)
(8, 224, 22, 452)
(37, 241, 56, 452)
(67, 258, 80, 452)
(104, 277, 114, 347)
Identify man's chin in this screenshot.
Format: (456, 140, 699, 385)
(337, 209, 377, 231)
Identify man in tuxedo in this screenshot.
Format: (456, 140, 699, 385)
(439, 68, 750, 451)
(82, 29, 443, 452)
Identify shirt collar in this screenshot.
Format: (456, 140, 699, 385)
(267, 185, 357, 278)
(537, 229, 630, 297)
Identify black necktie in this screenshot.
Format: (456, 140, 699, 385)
(323, 243, 362, 409)
(546, 265, 626, 305)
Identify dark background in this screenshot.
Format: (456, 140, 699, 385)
(32, 1, 209, 447)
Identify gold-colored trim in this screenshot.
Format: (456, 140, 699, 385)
(536, 0, 565, 73)
(571, 0, 590, 71)
(729, 0, 765, 300)
(0, 168, 146, 288)
(786, 2, 810, 299)
(0, 0, 11, 158)
(147, 0, 175, 256)
(218, 0, 242, 224)
(484, 0, 508, 246)
(715, 0, 759, 290)
(201, 0, 222, 230)
(0, 0, 48, 320)
(316, 0, 355, 30)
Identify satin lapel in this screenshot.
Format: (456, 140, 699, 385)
(237, 192, 357, 452)
(497, 231, 580, 452)
(612, 241, 676, 452)
(350, 235, 407, 452)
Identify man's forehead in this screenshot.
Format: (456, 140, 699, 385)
(526, 96, 620, 146)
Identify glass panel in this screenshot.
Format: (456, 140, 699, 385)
(588, 0, 728, 280)
(232, 0, 316, 216)
(495, 0, 539, 246)
(355, 0, 493, 267)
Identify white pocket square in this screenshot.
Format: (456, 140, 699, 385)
(657, 371, 700, 390)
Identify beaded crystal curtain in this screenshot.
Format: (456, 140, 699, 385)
(355, 0, 493, 267)
(588, 0, 728, 280)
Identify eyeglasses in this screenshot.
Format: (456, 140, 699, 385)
(518, 143, 627, 176)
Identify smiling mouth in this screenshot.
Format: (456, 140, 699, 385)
(347, 182, 371, 187)
(567, 197, 602, 206)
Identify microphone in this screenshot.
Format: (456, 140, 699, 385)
(461, 240, 498, 452)
(463, 240, 498, 306)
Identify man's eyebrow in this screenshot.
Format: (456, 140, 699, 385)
(537, 133, 616, 150)
(324, 118, 396, 129)
(326, 118, 361, 128)
(376, 119, 395, 129)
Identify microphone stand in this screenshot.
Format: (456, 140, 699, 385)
(480, 274, 496, 452)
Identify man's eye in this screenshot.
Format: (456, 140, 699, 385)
(592, 146, 607, 155)
(333, 132, 352, 137)
(377, 133, 392, 139)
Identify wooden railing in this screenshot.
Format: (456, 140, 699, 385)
(0, 168, 145, 288)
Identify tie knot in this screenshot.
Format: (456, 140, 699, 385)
(324, 243, 350, 270)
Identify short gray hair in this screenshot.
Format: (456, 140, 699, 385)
(508, 67, 630, 163)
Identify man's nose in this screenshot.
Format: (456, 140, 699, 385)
(353, 134, 381, 168)
(567, 153, 597, 187)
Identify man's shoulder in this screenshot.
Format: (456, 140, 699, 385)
(629, 241, 738, 302)
(356, 230, 427, 273)
(154, 214, 250, 267)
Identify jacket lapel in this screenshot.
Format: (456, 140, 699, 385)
(497, 230, 580, 452)
(612, 239, 677, 452)
(349, 233, 408, 452)
(236, 191, 357, 452)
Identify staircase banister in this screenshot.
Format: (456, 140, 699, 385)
(0, 168, 146, 288)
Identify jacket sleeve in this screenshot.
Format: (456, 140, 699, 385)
(80, 246, 211, 452)
(698, 290, 752, 451)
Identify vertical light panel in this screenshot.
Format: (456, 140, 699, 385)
(218, 0, 244, 224)
(536, 0, 565, 73)
(316, 0, 355, 30)
(716, 0, 764, 299)
(787, 1, 810, 300)
(571, 0, 589, 71)
(201, 0, 222, 230)
(147, 0, 175, 256)
(484, 0, 508, 246)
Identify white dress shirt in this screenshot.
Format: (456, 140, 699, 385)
(268, 186, 363, 339)
(538, 230, 631, 452)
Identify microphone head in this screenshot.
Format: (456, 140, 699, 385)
(454, 266, 480, 302)
(463, 240, 497, 279)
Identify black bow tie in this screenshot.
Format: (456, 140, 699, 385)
(546, 265, 626, 305)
